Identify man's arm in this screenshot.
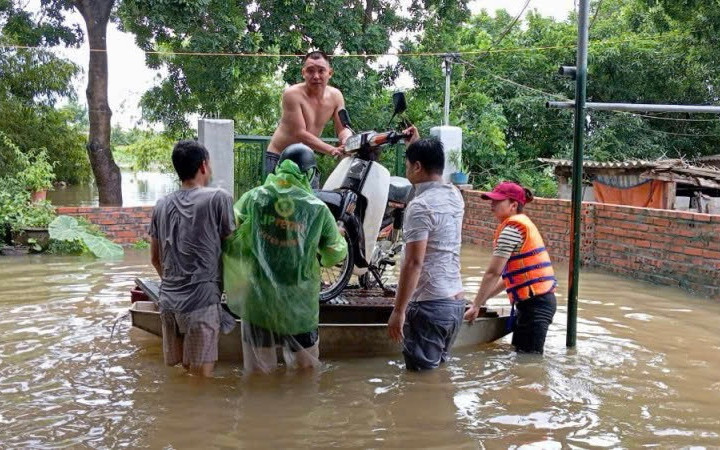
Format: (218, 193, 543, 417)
(318, 207, 348, 267)
(388, 239, 427, 342)
(150, 237, 162, 278)
(333, 90, 352, 145)
(464, 255, 508, 322)
(281, 89, 342, 156)
(217, 191, 237, 241)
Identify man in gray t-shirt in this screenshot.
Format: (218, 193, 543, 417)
(150, 140, 235, 377)
(388, 130, 466, 371)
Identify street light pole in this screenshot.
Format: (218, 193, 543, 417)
(567, 0, 590, 348)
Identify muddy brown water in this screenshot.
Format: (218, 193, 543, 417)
(1, 246, 719, 448)
(47, 171, 177, 207)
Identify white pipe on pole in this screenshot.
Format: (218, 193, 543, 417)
(547, 101, 720, 114)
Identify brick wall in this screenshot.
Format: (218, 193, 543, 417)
(462, 190, 720, 299)
(56, 193, 720, 299)
(55, 206, 153, 245)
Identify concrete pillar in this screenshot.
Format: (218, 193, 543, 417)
(430, 125, 462, 183)
(198, 119, 235, 195)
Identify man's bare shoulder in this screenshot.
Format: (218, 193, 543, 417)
(327, 85, 344, 102)
(283, 83, 306, 99)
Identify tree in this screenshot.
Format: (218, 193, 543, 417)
(117, 0, 469, 135)
(396, 0, 720, 195)
(72, 0, 122, 205)
(0, 1, 90, 184)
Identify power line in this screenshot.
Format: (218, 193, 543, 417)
(589, 0, 605, 30)
(615, 111, 720, 123)
(460, 58, 720, 131)
(486, 0, 532, 53)
(0, 34, 683, 58)
(459, 58, 570, 100)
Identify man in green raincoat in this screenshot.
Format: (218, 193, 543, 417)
(223, 143, 347, 373)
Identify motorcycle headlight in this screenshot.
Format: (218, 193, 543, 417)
(345, 134, 362, 151)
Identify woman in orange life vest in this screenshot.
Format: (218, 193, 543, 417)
(464, 181, 557, 354)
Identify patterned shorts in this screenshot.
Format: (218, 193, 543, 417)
(160, 304, 220, 368)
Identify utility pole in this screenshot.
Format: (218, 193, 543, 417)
(566, 0, 589, 348)
(442, 53, 460, 126)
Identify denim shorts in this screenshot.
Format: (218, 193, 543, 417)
(402, 298, 466, 371)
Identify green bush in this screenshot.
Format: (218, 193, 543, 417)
(0, 101, 90, 184)
(114, 133, 175, 172)
(132, 239, 150, 249)
(13, 200, 56, 230)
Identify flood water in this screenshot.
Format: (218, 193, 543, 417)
(1, 246, 719, 448)
(47, 171, 177, 207)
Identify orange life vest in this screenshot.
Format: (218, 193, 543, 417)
(493, 214, 556, 303)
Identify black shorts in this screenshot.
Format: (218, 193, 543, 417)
(511, 292, 557, 354)
(242, 321, 319, 352)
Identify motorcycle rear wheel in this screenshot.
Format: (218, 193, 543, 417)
(319, 234, 355, 303)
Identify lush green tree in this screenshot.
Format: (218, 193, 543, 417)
(117, 0, 470, 135)
(0, 2, 90, 184)
(396, 0, 720, 195)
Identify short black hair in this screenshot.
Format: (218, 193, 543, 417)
(172, 140, 209, 181)
(405, 138, 444, 175)
(303, 50, 331, 64)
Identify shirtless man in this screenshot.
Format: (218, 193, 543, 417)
(266, 51, 352, 187)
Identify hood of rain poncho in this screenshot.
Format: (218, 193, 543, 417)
(222, 160, 347, 335)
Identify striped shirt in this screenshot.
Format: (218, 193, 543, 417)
(493, 225, 525, 258)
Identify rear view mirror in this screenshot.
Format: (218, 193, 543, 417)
(338, 109, 352, 129)
(392, 92, 407, 116)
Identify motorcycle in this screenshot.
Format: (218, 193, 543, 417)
(316, 92, 415, 302)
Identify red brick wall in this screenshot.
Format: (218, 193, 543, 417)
(55, 206, 153, 245)
(462, 190, 720, 299)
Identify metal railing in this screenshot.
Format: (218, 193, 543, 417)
(233, 135, 405, 198)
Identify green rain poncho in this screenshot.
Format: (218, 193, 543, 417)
(222, 160, 348, 335)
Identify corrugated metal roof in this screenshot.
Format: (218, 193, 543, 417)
(537, 158, 661, 169)
(539, 158, 720, 188)
(697, 154, 720, 162)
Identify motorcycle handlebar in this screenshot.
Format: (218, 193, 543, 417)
(341, 130, 414, 156)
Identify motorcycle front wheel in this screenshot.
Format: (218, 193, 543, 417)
(319, 233, 355, 303)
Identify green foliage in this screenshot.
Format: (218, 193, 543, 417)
(117, 0, 466, 134)
(0, 132, 58, 233)
(447, 150, 467, 174)
(49, 215, 124, 259)
(0, 176, 30, 231)
(0, 4, 90, 185)
(131, 239, 150, 249)
(13, 200, 56, 229)
(0, 129, 56, 191)
(114, 133, 175, 172)
(17, 148, 56, 192)
(395, 0, 720, 195)
(111, 126, 149, 147)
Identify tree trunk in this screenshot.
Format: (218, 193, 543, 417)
(75, 0, 122, 206)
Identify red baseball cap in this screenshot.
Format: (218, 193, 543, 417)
(481, 181, 527, 205)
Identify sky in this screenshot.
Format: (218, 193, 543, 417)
(48, 0, 575, 129)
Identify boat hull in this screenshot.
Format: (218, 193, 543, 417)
(130, 300, 510, 361)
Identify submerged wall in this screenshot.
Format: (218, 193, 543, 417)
(55, 206, 153, 245)
(56, 191, 720, 299)
(462, 190, 720, 300)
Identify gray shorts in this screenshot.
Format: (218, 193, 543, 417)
(160, 304, 220, 368)
(402, 298, 466, 371)
(265, 150, 320, 189)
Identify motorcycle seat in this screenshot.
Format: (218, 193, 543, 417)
(388, 177, 413, 205)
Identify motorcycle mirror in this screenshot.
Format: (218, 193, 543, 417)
(392, 92, 407, 115)
(338, 109, 352, 129)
